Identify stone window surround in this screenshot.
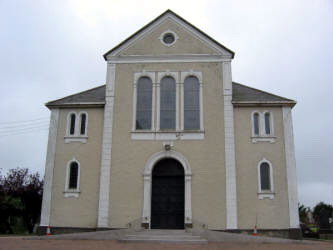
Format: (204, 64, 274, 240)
(251, 110, 275, 143)
(257, 158, 275, 200)
(158, 30, 179, 47)
(64, 158, 81, 198)
(131, 70, 204, 140)
(65, 111, 88, 143)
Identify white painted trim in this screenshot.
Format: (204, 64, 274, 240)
(257, 158, 274, 198)
(107, 13, 233, 58)
(222, 61, 238, 229)
(142, 150, 192, 227)
(258, 193, 275, 200)
(64, 158, 81, 196)
(65, 111, 89, 143)
(66, 111, 77, 136)
(159, 29, 179, 47)
(64, 136, 88, 143)
(283, 107, 299, 228)
(108, 57, 230, 64)
(97, 63, 116, 228)
(40, 109, 59, 227)
(64, 192, 80, 198)
(250, 110, 276, 143)
(131, 131, 204, 140)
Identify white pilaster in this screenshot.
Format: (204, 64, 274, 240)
(283, 107, 299, 228)
(40, 108, 59, 226)
(97, 63, 116, 228)
(222, 61, 238, 229)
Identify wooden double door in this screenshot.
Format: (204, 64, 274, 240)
(151, 158, 185, 229)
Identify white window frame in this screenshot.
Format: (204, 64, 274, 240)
(257, 158, 274, 200)
(65, 111, 88, 143)
(131, 70, 204, 140)
(64, 158, 81, 198)
(132, 71, 156, 132)
(158, 30, 179, 47)
(251, 110, 275, 143)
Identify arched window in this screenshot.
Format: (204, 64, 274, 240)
(184, 76, 200, 130)
(69, 113, 76, 135)
(136, 77, 152, 130)
(80, 113, 87, 135)
(253, 112, 260, 136)
(68, 161, 79, 190)
(260, 162, 271, 191)
(264, 112, 271, 135)
(160, 76, 176, 130)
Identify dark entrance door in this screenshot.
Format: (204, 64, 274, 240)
(151, 158, 184, 229)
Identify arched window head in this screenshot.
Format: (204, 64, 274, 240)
(264, 113, 271, 135)
(136, 77, 152, 130)
(160, 76, 176, 130)
(260, 162, 271, 191)
(184, 76, 200, 130)
(68, 162, 79, 190)
(69, 113, 76, 135)
(80, 113, 87, 135)
(253, 113, 259, 136)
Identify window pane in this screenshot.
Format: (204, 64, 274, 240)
(136, 77, 152, 130)
(184, 76, 200, 130)
(70, 114, 76, 135)
(265, 113, 271, 135)
(80, 114, 86, 135)
(260, 162, 270, 190)
(253, 113, 259, 135)
(160, 76, 176, 130)
(69, 162, 78, 189)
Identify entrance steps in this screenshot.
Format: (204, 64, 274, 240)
(118, 229, 208, 244)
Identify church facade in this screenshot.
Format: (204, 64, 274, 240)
(40, 10, 300, 238)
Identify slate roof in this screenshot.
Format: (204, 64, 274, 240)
(46, 83, 295, 108)
(46, 85, 106, 108)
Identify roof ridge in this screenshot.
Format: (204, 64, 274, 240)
(232, 81, 296, 103)
(46, 84, 106, 106)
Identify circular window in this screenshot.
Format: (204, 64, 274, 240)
(163, 33, 175, 44)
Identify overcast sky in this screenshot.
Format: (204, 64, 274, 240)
(0, 0, 332, 208)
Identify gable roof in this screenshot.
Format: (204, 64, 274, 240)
(46, 85, 106, 108)
(46, 83, 296, 108)
(103, 9, 235, 60)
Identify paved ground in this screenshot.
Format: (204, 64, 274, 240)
(0, 237, 332, 250)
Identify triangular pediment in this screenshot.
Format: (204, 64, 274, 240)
(104, 10, 234, 60)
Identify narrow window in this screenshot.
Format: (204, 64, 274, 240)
(160, 76, 176, 130)
(253, 113, 259, 136)
(68, 162, 79, 189)
(184, 76, 200, 130)
(260, 162, 270, 191)
(80, 113, 87, 135)
(264, 113, 271, 135)
(136, 77, 152, 130)
(70, 113, 76, 135)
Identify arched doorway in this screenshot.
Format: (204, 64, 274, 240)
(151, 158, 185, 229)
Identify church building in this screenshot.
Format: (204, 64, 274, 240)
(40, 10, 300, 238)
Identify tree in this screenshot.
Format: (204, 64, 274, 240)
(313, 202, 333, 224)
(0, 168, 43, 234)
(298, 203, 311, 224)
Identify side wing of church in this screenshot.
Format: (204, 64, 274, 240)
(40, 10, 300, 238)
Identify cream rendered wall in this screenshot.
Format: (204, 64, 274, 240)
(234, 107, 290, 229)
(120, 19, 218, 56)
(109, 62, 227, 230)
(50, 108, 104, 228)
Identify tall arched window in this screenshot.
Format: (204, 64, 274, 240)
(264, 112, 271, 135)
(160, 76, 176, 130)
(69, 113, 76, 135)
(68, 161, 79, 190)
(136, 77, 152, 130)
(80, 113, 87, 135)
(184, 76, 200, 130)
(253, 113, 260, 136)
(260, 162, 271, 191)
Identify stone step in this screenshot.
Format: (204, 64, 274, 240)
(119, 230, 208, 244)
